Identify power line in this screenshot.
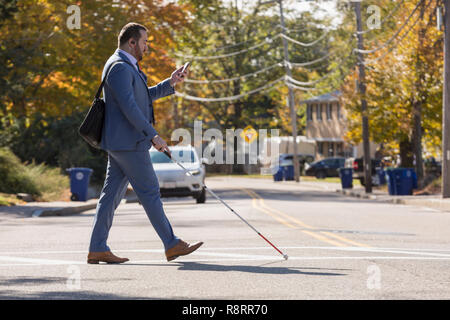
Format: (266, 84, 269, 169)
(173, 0, 353, 104)
(353, 0, 426, 55)
(184, 49, 355, 86)
(176, 30, 332, 61)
(175, 34, 281, 60)
(355, 0, 406, 35)
(202, 29, 282, 52)
(287, 67, 357, 93)
(286, 51, 332, 68)
(186, 24, 321, 53)
(175, 77, 285, 102)
(184, 62, 283, 84)
(280, 31, 328, 47)
(285, 51, 355, 86)
(363, 6, 423, 66)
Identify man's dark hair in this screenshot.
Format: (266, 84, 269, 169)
(118, 22, 147, 47)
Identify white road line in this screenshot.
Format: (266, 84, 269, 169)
(1, 245, 450, 267)
(1, 246, 450, 256)
(2, 255, 450, 267)
(0, 255, 82, 265)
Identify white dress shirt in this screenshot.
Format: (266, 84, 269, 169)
(118, 49, 138, 71)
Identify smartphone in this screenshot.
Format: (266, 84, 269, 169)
(180, 62, 190, 76)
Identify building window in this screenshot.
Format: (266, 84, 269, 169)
(317, 142, 323, 155)
(337, 143, 343, 156)
(317, 104, 322, 121)
(326, 103, 332, 120)
(337, 102, 342, 119)
(307, 104, 312, 121)
(328, 143, 334, 157)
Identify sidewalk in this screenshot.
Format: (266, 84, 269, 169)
(2, 181, 449, 219)
(250, 177, 450, 213)
(0, 199, 98, 219)
(0, 187, 143, 219)
(336, 186, 450, 212)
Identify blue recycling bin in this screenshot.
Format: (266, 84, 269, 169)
(407, 168, 418, 189)
(339, 168, 353, 189)
(66, 167, 93, 201)
(395, 168, 413, 195)
(376, 167, 386, 185)
(273, 167, 283, 182)
(385, 168, 416, 195)
(385, 169, 396, 195)
(283, 165, 294, 181)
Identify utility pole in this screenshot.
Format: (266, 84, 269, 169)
(443, 0, 450, 197)
(354, 1, 372, 193)
(413, 0, 426, 189)
(278, 0, 300, 182)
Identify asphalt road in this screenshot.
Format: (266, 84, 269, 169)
(1, 177, 450, 300)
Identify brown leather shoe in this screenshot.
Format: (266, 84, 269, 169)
(165, 240, 203, 262)
(87, 251, 129, 264)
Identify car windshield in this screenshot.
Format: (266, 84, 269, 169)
(150, 149, 196, 164)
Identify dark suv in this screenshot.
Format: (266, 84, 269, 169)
(305, 157, 346, 179)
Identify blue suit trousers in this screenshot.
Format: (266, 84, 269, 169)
(89, 150, 180, 252)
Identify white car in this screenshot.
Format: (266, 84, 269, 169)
(150, 145, 206, 203)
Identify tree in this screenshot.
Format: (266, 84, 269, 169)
(174, 0, 343, 136)
(341, 0, 443, 178)
(0, 0, 191, 183)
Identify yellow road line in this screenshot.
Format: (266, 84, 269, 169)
(242, 188, 369, 248)
(250, 198, 297, 229)
(242, 189, 344, 247)
(320, 231, 368, 248)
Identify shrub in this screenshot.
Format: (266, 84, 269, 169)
(0, 147, 69, 200)
(0, 147, 40, 195)
(0, 112, 108, 185)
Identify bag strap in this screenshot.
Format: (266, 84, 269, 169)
(94, 59, 128, 99)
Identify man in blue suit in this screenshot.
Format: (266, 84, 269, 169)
(87, 22, 203, 264)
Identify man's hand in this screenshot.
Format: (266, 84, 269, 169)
(151, 135, 171, 156)
(169, 65, 188, 87)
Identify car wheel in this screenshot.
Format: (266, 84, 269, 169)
(316, 171, 326, 179)
(70, 194, 79, 201)
(195, 187, 206, 204)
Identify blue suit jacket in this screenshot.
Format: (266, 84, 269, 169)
(100, 49, 174, 151)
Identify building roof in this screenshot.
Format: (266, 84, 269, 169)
(301, 90, 341, 104)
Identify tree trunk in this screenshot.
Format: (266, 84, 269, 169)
(399, 138, 415, 168)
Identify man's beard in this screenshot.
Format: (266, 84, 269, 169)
(134, 46, 143, 61)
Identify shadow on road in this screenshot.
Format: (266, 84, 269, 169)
(173, 261, 347, 276)
(0, 276, 148, 300)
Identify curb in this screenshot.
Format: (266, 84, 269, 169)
(336, 188, 378, 200)
(336, 189, 450, 212)
(32, 200, 98, 218)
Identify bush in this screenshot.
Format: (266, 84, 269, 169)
(26, 162, 70, 201)
(0, 147, 40, 195)
(0, 112, 108, 185)
(0, 147, 69, 200)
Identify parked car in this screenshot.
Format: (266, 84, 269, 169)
(150, 145, 206, 203)
(305, 157, 346, 179)
(424, 157, 442, 177)
(345, 157, 382, 186)
(270, 153, 315, 176)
